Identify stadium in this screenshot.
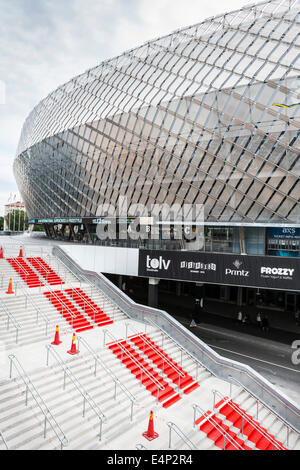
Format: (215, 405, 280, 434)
(0, 0, 299, 451)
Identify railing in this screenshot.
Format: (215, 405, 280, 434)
(68, 288, 100, 324)
(28, 257, 64, 291)
(44, 286, 76, 330)
(8, 354, 68, 450)
(77, 335, 137, 421)
(146, 317, 206, 381)
(192, 404, 245, 451)
(212, 389, 285, 450)
(0, 297, 21, 343)
(74, 271, 120, 322)
(228, 376, 297, 448)
(0, 274, 22, 294)
(167, 422, 197, 450)
(27, 257, 53, 284)
(125, 322, 185, 392)
(45, 254, 119, 322)
(7, 257, 30, 288)
(0, 431, 8, 450)
(52, 246, 300, 433)
(103, 329, 165, 402)
(46, 345, 106, 440)
(18, 287, 50, 336)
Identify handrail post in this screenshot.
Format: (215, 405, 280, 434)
(82, 396, 86, 417)
(9, 356, 13, 379)
(131, 400, 134, 422)
(169, 426, 172, 449)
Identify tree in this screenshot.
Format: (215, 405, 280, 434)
(7, 210, 28, 231)
(0, 217, 3, 231)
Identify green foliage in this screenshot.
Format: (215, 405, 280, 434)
(7, 210, 28, 231)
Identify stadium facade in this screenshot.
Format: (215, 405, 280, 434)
(14, 0, 300, 310)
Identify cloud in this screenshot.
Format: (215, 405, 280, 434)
(0, 0, 254, 215)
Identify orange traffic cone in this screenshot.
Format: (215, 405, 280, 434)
(51, 325, 62, 346)
(6, 278, 14, 295)
(142, 410, 159, 441)
(67, 333, 79, 355)
(0, 247, 3, 259)
(18, 246, 23, 258)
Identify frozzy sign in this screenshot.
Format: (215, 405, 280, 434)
(138, 250, 300, 291)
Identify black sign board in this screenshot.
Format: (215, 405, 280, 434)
(138, 250, 300, 291)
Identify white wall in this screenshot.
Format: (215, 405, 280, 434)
(60, 245, 139, 276)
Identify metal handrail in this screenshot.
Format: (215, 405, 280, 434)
(28, 256, 64, 291)
(6, 257, 30, 286)
(147, 317, 203, 381)
(0, 297, 21, 343)
(44, 286, 76, 330)
(50, 255, 120, 323)
(45, 254, 81, 281)
(167, 422, 197, 450)
(77, 272, 119, 321)
(212, 389, 285, 450)
(18, 287, 50, 336)
(193, 404, 245, 451)
(0, 273, 22, 294)
(46, 345, 106, 440)
(68, 287, 100, 324)
(103, 329, 165, 402)
(8, 354, 68, 450)
(126, 323, 185, 391)
(27, 256, 53, 283)
(0, 431, 8, 450)
(228, 376, 296, 447)
(77, 335, 137, 421)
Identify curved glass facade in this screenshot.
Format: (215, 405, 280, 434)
(14, 0, 300, 225)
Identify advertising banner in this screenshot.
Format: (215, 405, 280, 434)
(138, 250, 300, 291)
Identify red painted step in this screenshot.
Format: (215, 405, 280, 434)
(27, 257, 64, 286)
(129, 334, 199, 393)
(64, 288, 113, 327)
(109, 339, 178, 406)
(198, 411, 251, 450)
(216, 398, 286, 450)
(162, 393, 182, 408)
(44, 290, 94, 333)
(7, 258, 44, 288)
(183, 382, 200, 395)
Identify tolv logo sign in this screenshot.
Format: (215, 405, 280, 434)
(146, 255, 171, 272)
(138, 250, 300, 291)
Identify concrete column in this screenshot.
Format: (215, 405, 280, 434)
(176, 281, 181, 297)
(237, 287, 243, 307)
(148, 278, 160, 308)
(118, 275, 123, 290)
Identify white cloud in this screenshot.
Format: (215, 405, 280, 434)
(0, 0, 254, 215)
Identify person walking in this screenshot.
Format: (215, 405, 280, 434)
(237, 311, 243, 323)
(261, 315, 270, 334)
(256, 312, 262, 329)
(295, 310, 300, 327)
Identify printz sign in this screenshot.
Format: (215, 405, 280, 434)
(138, 250, 300, 291)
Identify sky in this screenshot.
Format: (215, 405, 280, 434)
(0, 0, 256, 215)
